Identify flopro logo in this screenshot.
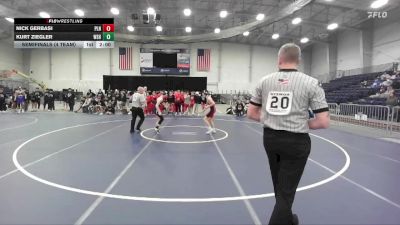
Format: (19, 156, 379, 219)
(368, 11, 388, 19)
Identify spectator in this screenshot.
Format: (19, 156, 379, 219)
(193, 91, 202, 116)
(381, 79, 393, 87)
(235, 100, 245, 117)
(105, 100, 115, 115)
(66, 88, 75, 112)
(360, 80, 368, 88)
(86, 89, 95, 98)
(167, 91, 175, 114)
(43, 89, 49, 110)
(183, 91, 191, 115)
(371, 77, 382, 88)
(386, 90, 398, 107)
(62, 91, 68, 110)
(201, 92, 207, 109)
(370, 86, 389, 98)
(0, 87, 7, 112)
(48, 89, 56, 111)
(380, 71, 391, 80)
(97, 89, 104, 97)
(174, 90, 183, 115)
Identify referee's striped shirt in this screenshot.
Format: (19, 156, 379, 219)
(250, 69, 329, 133)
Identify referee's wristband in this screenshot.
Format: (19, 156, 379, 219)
(250, 101, 262, 107)
(312, 107, 329, 114)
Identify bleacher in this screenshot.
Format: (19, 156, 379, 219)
(353, 89, 400, 105)
(323, 72, 381, 104)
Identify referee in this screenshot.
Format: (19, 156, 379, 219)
(247, 43, 330, 225)
(130, 86, 147, 134)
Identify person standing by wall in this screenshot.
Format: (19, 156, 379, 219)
(193, 91, 201, 116)
(67, 88, 75, 112)
(15, 87, 26, 114)
(247, 43, 330, 225)
(48, 89, 56, 111)
(0, 87, 7, 112)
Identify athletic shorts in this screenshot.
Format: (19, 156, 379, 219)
(16, 96, 25, 105)
(206, 106, 216, 118)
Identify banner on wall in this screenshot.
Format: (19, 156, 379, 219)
(177, 53, 190, 68)
(140, 53, 153, 68)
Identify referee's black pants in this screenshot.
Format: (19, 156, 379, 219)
(130, 107, 145, 132)
(263, 127, 311, 225)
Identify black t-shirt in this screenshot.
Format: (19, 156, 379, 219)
(106, 104, 115, 113)
(100, 100, 106, 107)
(236, 102, 244, 110)
(167, 95, 175, 103)
(48, 92, 55, 101)
(67, 92, 75, 103)
(87, 91, 95, 98)
(92, 98, 99, 105)
(0, 93, 6, 102)
(63, 93, 68, 101)
(201, 96, 207, 104)
(195, 95, 202, 104)
(30, 92, 36, 101)
(112, 100, 117, 107)
(32, 91, 42, 101)
(121, 93, 127, 102)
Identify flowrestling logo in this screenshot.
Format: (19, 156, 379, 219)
(367, 11, 388, 19)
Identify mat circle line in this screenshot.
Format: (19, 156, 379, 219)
(12, 119, 350, 202)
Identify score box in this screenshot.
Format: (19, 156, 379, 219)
(102, 32, 114, 41)
(102, 24, 114, 32)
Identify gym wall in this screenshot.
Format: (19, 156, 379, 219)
(24, 41, 291, 93)
(1, 15, 399, 92)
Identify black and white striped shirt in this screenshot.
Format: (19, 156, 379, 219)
(250, 69, 328, 133)
(131, 92, 146, 108)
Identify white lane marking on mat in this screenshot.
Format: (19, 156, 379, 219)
(211, 134, 262, 225)
(0, 117, 38, 133)
(12, 119, 350, 202)
(309, 159, 400, 209)
(0, 138, 26, 148)
(74, 139, 155, 225)
(338, 143, 400, 164)
(0, 123, 125, 181)
(75, 120, 170, 225)
(380, 138, 400, 144)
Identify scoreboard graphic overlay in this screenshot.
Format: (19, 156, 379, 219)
(14, 18, 114, 49)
